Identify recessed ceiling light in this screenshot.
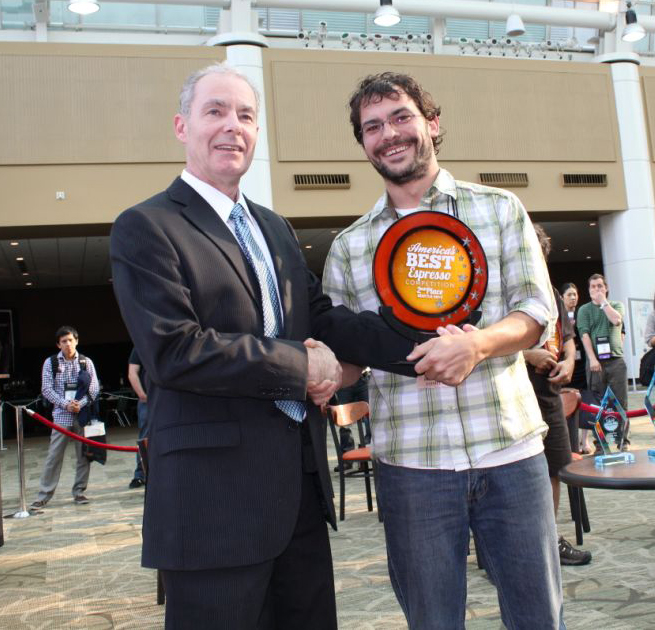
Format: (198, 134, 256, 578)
(589, 222, 597, 226)
(25, 282, 32, 286)
(10, 241, 19, 246)
(563, 248, 569, 252)
(16, 257, 24, 261)
(108, 278, 113, 283)
(586, 255, 592, 259)
(305, 245, 312, 249)
(22, 272, 29, 276)
(330, 230, 339, 234)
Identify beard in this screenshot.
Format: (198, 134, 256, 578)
(369, 132, 435, 185)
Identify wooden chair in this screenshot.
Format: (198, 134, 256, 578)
(327, 401, 379, 522)
(560, 388, 591, 545)
(137, 438, 165, 606)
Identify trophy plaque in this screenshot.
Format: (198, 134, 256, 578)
(373, 211, 488, 342)
(594, 386, 632, 466)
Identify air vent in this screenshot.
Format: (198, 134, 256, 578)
(479, 172, 529, 188)
(293, 174, 351, 190)
(562, 173, 607, 187)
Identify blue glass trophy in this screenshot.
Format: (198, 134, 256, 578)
(594, 386, 634, 467)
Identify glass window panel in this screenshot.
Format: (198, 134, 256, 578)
(155, 5, 205, 28)
(301, 10, 367, 33)
(446, 18, 490, 40)
(204, 7, 220, 29)
(1, 0, 34, 26)
(268, 9, 301, 31)
(81, 2, 158, 26)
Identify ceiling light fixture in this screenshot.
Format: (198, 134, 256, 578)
(16, 257, 24, 261)
(68, 0, 99, 15)
(374, 0, 401, 27)
(10, 241, 19, 246)
(505, 13, 526, 37)
(623, 2, 646, 42)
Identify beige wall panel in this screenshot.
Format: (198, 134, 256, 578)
(0, 43, 225, 166)
(640, 68, 655, 161)
(266, 49, 617, 163)
(270, 161, 626, 219)
(0, 163, 184, 227)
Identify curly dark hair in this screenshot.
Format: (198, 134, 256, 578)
(348, 72, 443, 154)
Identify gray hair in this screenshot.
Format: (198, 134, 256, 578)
(178, 62, 261, 116)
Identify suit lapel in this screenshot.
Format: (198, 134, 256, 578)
(167, 178, 260, 307)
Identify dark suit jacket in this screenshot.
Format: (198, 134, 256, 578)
(110, 177, 412, 571)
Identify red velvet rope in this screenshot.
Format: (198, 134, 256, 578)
(579, 402, 648, 418)
(24, 408, 138, 452)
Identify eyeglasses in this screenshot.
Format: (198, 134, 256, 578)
(361, 112, 418, 138)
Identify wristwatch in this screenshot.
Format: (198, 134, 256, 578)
(600, 302, 609, 310)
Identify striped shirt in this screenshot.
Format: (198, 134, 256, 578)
(322, 169, 556, 469)
(41, 351, 99, 428)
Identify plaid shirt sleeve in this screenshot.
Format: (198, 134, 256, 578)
(497, 191, 557, 347)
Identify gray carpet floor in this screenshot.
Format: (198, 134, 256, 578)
(1, 388, 655, 629)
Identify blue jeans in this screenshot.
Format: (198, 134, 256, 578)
(133, 401, 148, 481)
(376, 454, 564, 630)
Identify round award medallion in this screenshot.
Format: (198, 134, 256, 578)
(374, 212, 488, 333)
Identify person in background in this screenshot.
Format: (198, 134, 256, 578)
(645, 293, 655, 350)
(576, 274, 629, 450)
(127, 346, 148, 489)
(524, 228, 591, 566)
(31, 326, 99, 509)
(561, 282, 593, 453)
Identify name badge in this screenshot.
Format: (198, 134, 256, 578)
(596, 335, 611, 360)
(64, 383, 77, 401)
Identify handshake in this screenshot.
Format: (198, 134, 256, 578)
(304, 338, 361, 407)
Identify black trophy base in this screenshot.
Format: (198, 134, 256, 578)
(379, 306, 482, 344)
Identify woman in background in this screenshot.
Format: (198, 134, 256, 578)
(645, 293, 655, 350)
(561, 282, 593, 453)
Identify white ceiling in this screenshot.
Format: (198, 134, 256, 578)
(0, 220, 602, 291)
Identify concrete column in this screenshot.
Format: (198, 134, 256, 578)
(598, 57, 655, 377)
(225, 44, 273, 210)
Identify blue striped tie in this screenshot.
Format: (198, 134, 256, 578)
(230, 203, 305, 423)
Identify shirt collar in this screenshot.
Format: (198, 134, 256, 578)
(370, 168, 458, 222)
(58, 350, 78, 362)
(181, 169, 249, 225)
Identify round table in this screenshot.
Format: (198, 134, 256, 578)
(560, 449, 655, 491)
(559, 449, 655, 544)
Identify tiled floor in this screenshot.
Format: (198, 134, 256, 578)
(1, 389, 655, 629)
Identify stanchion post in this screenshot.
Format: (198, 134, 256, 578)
(12, 405, 30, 519)
(0, 400, 7, 451)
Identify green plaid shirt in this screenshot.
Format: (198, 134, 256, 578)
(323, 169, 555, 469)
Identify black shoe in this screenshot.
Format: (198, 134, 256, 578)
(333, 462, 353, 472)
(559, 536, 592, 566)
(129, 478, 146, 489)
(73, 495, 90, 505)
(30, 500, 47, 509)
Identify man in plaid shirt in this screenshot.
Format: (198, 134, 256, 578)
(31, 326, 99, 509)
(323, 73, 562, 629)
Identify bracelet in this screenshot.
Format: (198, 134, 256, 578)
(600, 302, 609, 310)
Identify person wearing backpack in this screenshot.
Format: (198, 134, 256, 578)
(31, 326, 99, 509)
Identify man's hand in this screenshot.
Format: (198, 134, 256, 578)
(66, 400, 81, 413)
(547, 359, 573, 385)
(304, 338, 342, 406)
(589, 356, 602, 373)
(138, 394, 148, 403)
(407, 324, 480, 386)
(590, 285, 607, 306)
(524, 348, 557, 373)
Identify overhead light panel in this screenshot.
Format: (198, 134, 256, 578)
(623, 3, 645, 42)
(505, 13, 526, 38)
(374, 0, 400, 27)
(68, 0, 99, 15)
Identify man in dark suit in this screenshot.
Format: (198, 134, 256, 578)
(110, 63, 412, 629)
